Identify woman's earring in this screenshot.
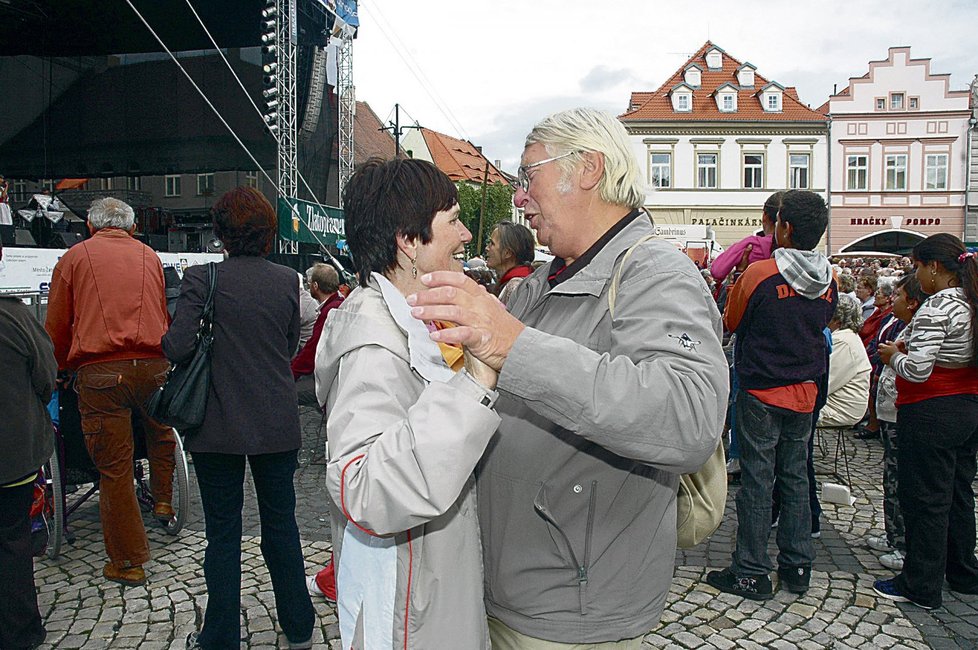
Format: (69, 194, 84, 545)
(411, 256, 417, 279)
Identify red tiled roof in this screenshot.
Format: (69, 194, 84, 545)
(620, 41, 826, 123)
(353, 101, 400, 164)
(420, 128, 509, 185)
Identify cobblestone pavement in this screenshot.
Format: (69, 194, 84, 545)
(32, 411, 978, 649)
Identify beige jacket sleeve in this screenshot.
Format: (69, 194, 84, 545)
(325, 345, 500, 536)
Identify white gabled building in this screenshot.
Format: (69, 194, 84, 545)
(619, 41, 828, 247)
(824, 47, 973, 254)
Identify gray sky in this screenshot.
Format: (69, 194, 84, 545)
(352, 0, 978, 172)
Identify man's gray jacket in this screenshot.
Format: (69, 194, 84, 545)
(479, 214, 728, 643)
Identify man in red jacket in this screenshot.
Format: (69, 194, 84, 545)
(45, 197, 176, 587)
(291, 263, 343, 406)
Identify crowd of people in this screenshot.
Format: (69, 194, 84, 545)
(2, 105, 978, 650)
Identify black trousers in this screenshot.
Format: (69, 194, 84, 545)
(191, 450, 315, 650)
(0, 481, 46, 650)
(896, 394, 978, 607)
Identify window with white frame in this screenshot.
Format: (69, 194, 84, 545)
(743, 154, 763, 188)
(909, 97, 919, 110)
(675, 93, 691, 112)
(11, 179, 27, 202)
(846, 155, 868, 190)
(721, 94, 735, 111)
(127, 176, 141, 191)
(196, 173, 215, 196)
(884, 154, 907, 190)
(789, 153, 810, 189)
(164, 174, 181, 197)
(875, 98, 886, 111)
(925, 153, 948, 190)
(890, 93, 905, 111)
(650, 153, 671, 188)
(766, 94, 781, 111)
(697, 153, 718, 189)
(245, 171, 259, 189)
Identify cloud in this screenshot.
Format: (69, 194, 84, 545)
(579, 66, 639, 93)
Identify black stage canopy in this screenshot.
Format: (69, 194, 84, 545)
(0, 1, 264, 57)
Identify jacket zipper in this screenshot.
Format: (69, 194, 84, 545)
(581, 481, 597, 615)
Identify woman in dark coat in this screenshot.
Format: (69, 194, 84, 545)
(0, 240, 57, 650)
(163, 187, 315, 650)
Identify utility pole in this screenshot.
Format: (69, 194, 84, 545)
(380, 104, 420, 158)
(477, 158, 491, 253)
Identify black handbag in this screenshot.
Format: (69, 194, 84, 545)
(147, 262, 217, 434)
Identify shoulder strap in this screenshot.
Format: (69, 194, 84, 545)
(608, 234, 657, 319)
(201, 262, 218, 321)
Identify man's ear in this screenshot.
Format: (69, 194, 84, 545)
(578, 152, 604, 192)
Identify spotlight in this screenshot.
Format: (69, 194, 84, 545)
(265, 98, 280, 110)
(264, 112, 279, 124)
(262, 62, 277, 74)
(262, 44, 277, 56)
(263, 87, 278, 99)
(261, 31, 276, 44)
(263, 73, 277, 86)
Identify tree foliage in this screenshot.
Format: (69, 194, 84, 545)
(456, 181, 515, 259)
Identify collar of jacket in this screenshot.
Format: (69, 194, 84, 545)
(524, 214, 655, 300)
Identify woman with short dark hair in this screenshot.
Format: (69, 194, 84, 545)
(163, 187, 315, 650)
(485, 220, 535, 305)
(315, 158, 500, 648)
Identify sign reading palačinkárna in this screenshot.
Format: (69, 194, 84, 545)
(690, 217, 763, 227)
(277, 197, 345, 246)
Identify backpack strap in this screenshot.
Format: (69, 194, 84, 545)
(608, 234, 657, 319)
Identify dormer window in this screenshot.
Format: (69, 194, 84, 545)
(759, 82, 784, 112)
(737, 64, 756, 87)
(705, 48, 723, 70)
(714, 84, 738, 112)
(675, 93, 691, 112)
(766, 94, 781, 111)
(683, 65, 702, 88)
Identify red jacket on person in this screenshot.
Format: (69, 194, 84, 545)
(291, 291, 344, 379)
(45, 228, 169, 370)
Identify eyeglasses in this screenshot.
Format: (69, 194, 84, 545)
(516, 151, 576, 193)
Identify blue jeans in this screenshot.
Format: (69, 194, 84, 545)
(192, 450, 315, 649)
(731, 392, 814, 576)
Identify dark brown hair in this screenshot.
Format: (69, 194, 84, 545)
(211, 187, 277, 257)
(343, 157, 457, 285)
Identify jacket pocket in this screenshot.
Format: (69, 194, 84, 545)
(533, 479, 598, 615)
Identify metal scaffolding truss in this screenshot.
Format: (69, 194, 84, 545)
(276, 0, 299, 253)
(337, 37, 355, 198)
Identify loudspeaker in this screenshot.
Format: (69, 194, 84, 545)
(15, 229, 36, 246)
(54, 231, 84, 248)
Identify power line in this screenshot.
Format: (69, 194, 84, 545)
(360, 0, 469, 139)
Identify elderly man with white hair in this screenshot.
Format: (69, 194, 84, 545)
(45, 197, 176, 588)
(410, 108, 728, 647)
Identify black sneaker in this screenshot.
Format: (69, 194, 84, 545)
(778, 565, 811, 594)
(706, 568, 773, 601)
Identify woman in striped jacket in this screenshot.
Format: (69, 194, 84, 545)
(874, 233, 978, 610)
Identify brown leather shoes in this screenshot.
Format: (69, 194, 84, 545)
(153, 501, 175, 521)
(103, 563, 146, 587)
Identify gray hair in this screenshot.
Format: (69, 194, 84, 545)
(877, 276, 898, 297)
(88, 197, 135, 231)
(525, 108, 646, 209)
(833, 294, 864, 333)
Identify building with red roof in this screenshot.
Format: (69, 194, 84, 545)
(619, 41, 828, 247)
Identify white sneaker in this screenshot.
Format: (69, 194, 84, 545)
(880, 550, 905, 571)
(866, 534, 894, 553)
(726, 458, 740, 474)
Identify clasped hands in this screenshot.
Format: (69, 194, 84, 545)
(407, 271, 525, 388)
(878, 339, 907, 366)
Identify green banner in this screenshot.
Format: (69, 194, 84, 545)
(277, 197, 345, 246)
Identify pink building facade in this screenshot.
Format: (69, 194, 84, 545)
(825, 47, 972, 254)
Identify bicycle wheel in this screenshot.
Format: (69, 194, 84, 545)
(168, 433, 190, 535)
(45, 429, 65, 560)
